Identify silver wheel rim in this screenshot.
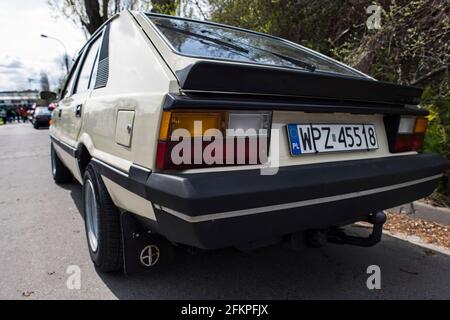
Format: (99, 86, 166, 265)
(85, 180, 99, 253)
(51, 150, 56, 176)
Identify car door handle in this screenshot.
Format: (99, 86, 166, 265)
(58, 109, 62, 118)
(75, 104, 82, 117)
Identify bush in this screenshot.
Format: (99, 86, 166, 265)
(421, 87, 450, 205)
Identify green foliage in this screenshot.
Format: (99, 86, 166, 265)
(422, 87, 450, 157)
(152, 0, 179, 15)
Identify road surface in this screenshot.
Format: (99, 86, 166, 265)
(0, 123, 449, 300)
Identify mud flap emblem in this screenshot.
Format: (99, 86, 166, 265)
(121, 212, 173, 276)
(139, 245, 160, 267)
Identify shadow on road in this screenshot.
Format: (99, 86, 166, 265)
(59, 182, 84, 218)
(62, 181, 450, 300)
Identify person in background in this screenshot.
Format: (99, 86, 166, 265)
(19, 106, 28, 123)
(6, 108, 13, 123)
(15, 106, 21, 122)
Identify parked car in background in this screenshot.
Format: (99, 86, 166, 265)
(31, 106, 51, 129)
(49, 11, 447, 274)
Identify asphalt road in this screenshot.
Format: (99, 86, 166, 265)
(0, 123, 449, 300)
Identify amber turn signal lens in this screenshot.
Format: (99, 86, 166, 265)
(414, 117, 428, 134)
(165, 111, 226, 138)
(159, 111, 172, 140)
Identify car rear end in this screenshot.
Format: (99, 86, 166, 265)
(134, 13, 447, 249)
(145, 95, 445, 250)
(33, 107, 51, 127)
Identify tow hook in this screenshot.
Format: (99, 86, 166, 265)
(327, 211, 387, 247)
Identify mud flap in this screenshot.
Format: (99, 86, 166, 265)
(121, 212, 173, 276)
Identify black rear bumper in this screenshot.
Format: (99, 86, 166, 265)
(143, 154, 446, 249)
(93, 153, 446, 249)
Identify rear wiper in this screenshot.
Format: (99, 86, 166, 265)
(200, 29, 317, 72)
(154, 23, 250, 54)
(265, 51, 317, 72)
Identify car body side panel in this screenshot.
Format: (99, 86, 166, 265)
(78, 12, 178, 218)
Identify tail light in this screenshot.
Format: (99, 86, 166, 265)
(156, 110, 272, 170)
(385, 116, 428, 153)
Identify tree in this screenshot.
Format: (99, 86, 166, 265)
(178, 0, 210, 20)
(209, 0, 448, 88)
(48, 0, 178, 35)
(40, 72, 50, 92)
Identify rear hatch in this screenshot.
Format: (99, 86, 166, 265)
(142, 13, 425, 170)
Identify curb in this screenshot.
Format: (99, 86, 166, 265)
(390, 201, 450, 226)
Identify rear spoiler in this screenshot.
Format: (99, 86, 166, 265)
(175, 61, 423, 106)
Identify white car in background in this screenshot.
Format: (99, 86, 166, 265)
(48, 11, 446, 274)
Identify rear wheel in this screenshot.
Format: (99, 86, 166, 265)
(83, 163, 123, 272)
(51, 143, 72, 183)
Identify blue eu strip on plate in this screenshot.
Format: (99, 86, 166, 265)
(287, 124, 302, 155)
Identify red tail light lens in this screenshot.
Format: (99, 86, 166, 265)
(394, 133, 425, 153)
(155, 110, 272, 171)
(386, 116, 428, 153)
(155, 141, 169, 171)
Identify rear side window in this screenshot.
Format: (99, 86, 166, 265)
(35, 107, 51, 115)
(74, 37, 101, 94)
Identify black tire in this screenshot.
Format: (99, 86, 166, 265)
(83, 163, 123, 272)
(34, 123, 39, 129)
(51, 143, 72, 183)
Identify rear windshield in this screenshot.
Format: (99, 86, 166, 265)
(148, 15, 361, 77)
(35, 107, 51, 115)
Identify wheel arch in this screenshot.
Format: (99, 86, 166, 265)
(76, 133, 96, 177)
(77, 144, 92, 177)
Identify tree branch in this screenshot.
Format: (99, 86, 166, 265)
(410, 65, 448, 85)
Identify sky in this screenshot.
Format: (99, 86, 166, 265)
(0, 0, 86, 92)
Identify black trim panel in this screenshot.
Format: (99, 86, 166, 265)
(163, 93, 428, 116)
(94, 23, 110, 89)
(154, 178, 438, 249)
(49, 135, 152, 197)
(176, 61, 423, 105)
(91, 159, 151, 199)
(81, 151, 445, 249)
(144, 154, 446, 217)
(87, 150, 446, 221)
(50, 135, 77, 158)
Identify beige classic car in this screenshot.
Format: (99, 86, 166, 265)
(49, 11, 446, 274)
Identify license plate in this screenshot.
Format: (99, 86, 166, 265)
(287, 123, 379, 156)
